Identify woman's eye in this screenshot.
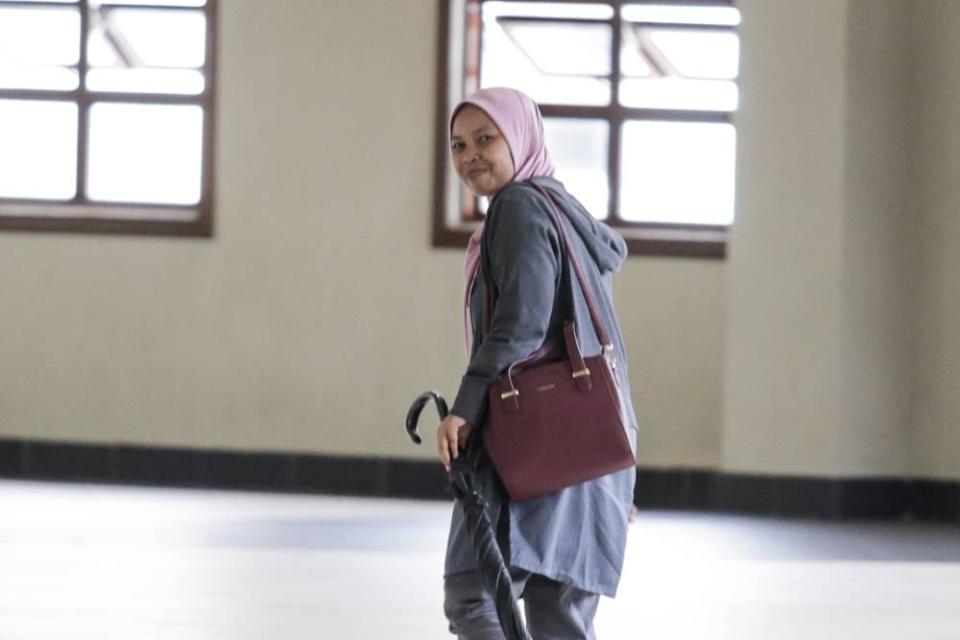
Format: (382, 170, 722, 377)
(451, 142, 465, 152)
(478, 135, 492, 144)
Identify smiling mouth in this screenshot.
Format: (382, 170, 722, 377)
(466, 167, 488, 179)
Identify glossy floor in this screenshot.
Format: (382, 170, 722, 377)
(1, 480, 959, 639)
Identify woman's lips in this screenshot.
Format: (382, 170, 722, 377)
(466, 167, 488, 179)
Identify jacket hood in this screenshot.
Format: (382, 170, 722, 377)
(533, 177, 628, 274)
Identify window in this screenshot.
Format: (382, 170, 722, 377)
(434, 0, 739, 258)
(0, 0, 217, 237)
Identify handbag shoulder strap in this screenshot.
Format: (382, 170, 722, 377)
(528, 181, 613, 351)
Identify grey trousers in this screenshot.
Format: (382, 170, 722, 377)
(444, 570, 600, 640)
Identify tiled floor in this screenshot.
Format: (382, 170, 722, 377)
(1, 480, 959, 639)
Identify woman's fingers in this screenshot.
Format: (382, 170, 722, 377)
(450, 428, 460, 462)
(437, 425, 451, 471)
(437, 415, 470, 472)
(437, 419, 456, 471)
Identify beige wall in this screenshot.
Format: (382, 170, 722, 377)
(838, 0, 913, 475)
(1, 0, 958, 481)
(724, 0, 849, 475)
(911, 1, 960, 479)
(724, 0, 929, 478)
(724, 0, 959, 480)
(624, 259, 725, 469)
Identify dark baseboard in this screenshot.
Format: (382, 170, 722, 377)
(1, 438, 958, 522)
(0, 438, 453, 500)
(633, 469, 946, 521)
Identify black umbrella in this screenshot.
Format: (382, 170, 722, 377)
(405, 391, 531, 640)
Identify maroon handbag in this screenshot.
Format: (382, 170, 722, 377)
(483, 183, 635, 502)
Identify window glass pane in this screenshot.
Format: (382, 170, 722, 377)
(483, 2, 612, 20)
(620, 121, 735, 225)
(621, 4, 740, 26)
(619, 78, 737, 111)
(86, 68, 204, 94)
(0, 67, 79, 92)
(0, 6, 80, 90)
(646, 30, 739, 80)
(481, 3, 611, 106)
(87, 103, 203, 205)
(86, 6, 206, 94)
(543, 118, 609, 219)
(0, 100, 78, 200)
(501, 21, 610, 77)
(94, 0, 205, 6)
(620, 25, 738, 110)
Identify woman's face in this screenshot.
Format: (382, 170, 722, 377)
(450, 105, 516, 198)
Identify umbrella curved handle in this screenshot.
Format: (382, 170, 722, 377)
(405, 391, 449, 445)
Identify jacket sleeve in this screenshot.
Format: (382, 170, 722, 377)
(450, 189, 561, 427)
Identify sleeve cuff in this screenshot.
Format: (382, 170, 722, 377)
(450, 374, 490, 428)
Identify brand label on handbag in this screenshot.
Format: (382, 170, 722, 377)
(536, 384, 556, 392)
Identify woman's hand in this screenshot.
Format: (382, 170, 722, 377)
(437, 414, 472, 472)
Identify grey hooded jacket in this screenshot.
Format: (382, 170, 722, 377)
(445, 176, 638, 597)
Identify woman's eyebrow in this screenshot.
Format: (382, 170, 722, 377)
(451, 127, 494, 140)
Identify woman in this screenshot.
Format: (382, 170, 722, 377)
(438, 87, 638, 640)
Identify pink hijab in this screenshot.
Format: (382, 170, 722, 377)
(451, 87, 556, 355)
